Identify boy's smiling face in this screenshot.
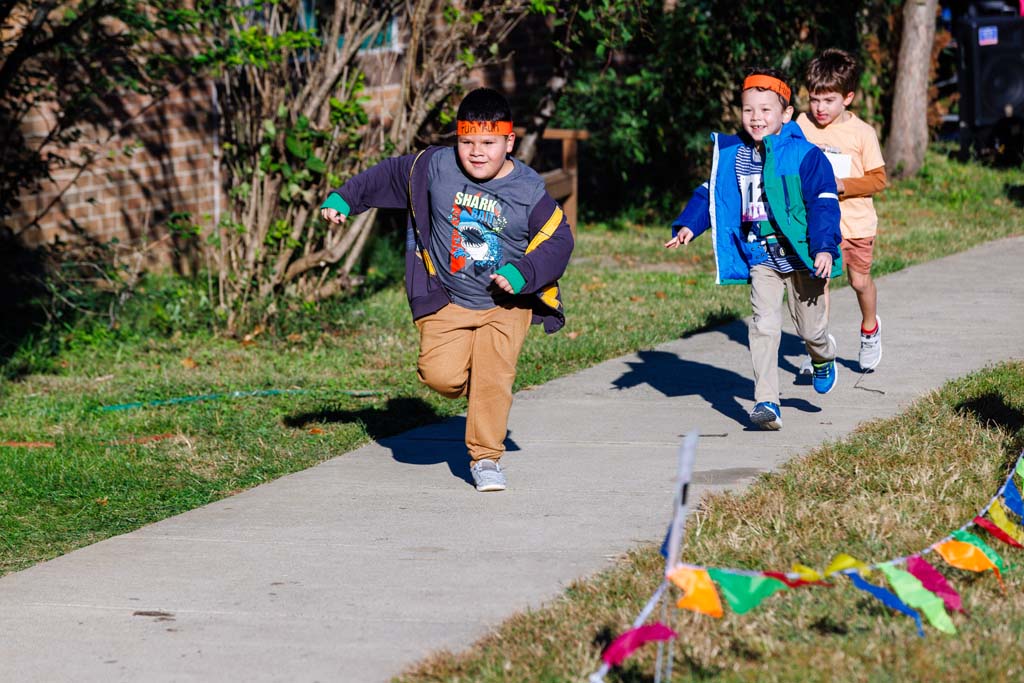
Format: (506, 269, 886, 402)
(808, 90, 856, 127)
(457, 133, 515, 181)
(741, 88, 793, 143)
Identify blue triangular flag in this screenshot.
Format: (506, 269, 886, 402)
(848, 572, 925, 637)
(659, 523, 672, 559)
(1003, 477, 1024, 518)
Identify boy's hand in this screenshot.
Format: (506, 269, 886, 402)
(320, 207, 347, 224)
(664, 228, 694, 249)
(813, 252, 833, 278)
(490, 273, 515, 294)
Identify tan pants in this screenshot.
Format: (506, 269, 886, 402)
(749, 266, 835, 405)
(415, 302, 533, 463)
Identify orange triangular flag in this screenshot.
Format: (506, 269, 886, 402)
(933, 539, 1003, 589)
(667, 567, 724, 618)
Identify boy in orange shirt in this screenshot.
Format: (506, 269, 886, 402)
(797, 49, 887, 371)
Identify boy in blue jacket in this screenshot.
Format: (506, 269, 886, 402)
(320, 88, 574, 491)
(665, 68, 843, 430)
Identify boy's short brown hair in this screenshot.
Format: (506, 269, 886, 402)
(806, 48, 860, 95)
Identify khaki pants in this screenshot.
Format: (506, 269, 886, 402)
(415, 302, 533, 463)
(749, 266, 835, 405)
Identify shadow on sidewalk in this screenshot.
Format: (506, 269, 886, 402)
(378, 417, 519, 485)
(613, 323, 821, 427)
(284, 397, 520, 485)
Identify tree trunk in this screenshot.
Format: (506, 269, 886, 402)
(886, 0, 937, 178)
(515, 69, 568, 166)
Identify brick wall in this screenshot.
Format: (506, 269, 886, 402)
(9, 80, 219, 269)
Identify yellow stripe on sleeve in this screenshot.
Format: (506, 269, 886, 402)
(526, 206, 564, 254)
(420, 249, 436, 275)
(539, 285, 560, 310)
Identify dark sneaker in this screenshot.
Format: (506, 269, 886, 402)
(750, 401, 782, 430)
(858, 315, 882, 371)
(812, 359, 838, 394)
(470, 459, 507, 492)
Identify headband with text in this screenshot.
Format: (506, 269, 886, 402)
(743, 75, 792, 104)
(457, 119, 514, 136)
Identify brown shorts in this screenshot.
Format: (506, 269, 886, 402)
(841, 236, 875, 275)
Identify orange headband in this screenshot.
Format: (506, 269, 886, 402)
(457, 120, 514, 136)
(743, 75, 791, 104)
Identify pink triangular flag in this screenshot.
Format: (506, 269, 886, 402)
(602, 623, 677, 666)
(905, 555, 964, 613)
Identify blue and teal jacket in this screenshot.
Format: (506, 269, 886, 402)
(672, 121, 843, 284)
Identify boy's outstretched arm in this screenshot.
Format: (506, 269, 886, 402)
(666, 182, 711, 249)
(319, 154, 421, 223)
(664, 227, 694, 248)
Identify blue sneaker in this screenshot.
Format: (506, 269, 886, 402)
(812, 359, 838, 394)
(750, 401, 782, 430)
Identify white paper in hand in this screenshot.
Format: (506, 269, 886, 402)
(825, 152, 852, 179)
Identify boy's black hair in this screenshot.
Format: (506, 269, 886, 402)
(456, 87, 513, 123)
(806, 48, 860, 96)
(743, 66, 793, 108)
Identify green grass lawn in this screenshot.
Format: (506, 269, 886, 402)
(1, 149, 1023, 578)
(398, 361, 1024, 683)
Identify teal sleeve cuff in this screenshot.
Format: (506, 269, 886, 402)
(320, 192, 350, 215)
(495, 263, 526, 294)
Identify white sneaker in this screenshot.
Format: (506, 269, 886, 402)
(470, 460, 507, 492)
(859, 316, 882, 371)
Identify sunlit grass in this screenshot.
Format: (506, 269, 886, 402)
(1, 149, 1022, 578)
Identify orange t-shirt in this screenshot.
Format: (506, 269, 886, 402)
(796, 111, 885, 239)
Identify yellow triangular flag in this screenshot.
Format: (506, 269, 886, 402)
(792, 563, 823, 582)
(989, 499, 1024, 545)
(824, 553, 869, 576)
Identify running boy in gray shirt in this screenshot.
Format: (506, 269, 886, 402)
(320, 88, 574, 491)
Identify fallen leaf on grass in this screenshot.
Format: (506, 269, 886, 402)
(566, 331, 581, 340)
(287, 333, 303, 343)
(242, 326, 265, 344)
(655, 291, 667, 299)
(309, 428, 325, 435)
(95, 497, 109, 506)
(181, 357, 198, 369)
(630, 296, 645, 303)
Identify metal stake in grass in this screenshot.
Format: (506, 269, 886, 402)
(657, 429, 700, 682)
(589, 431, 699, 683)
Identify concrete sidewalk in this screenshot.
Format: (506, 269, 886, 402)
(2, 237, 1022, 682)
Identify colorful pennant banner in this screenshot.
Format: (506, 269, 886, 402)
(593, 447, 1024, 680)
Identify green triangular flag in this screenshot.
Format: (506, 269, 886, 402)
(1016, 457, 1024, 483)
(707, 569, 787, 615)
(879, 563, 956, 634)
(953, 529, 1006, 572)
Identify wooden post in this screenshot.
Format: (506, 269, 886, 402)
(562, 135, 579, 237)
(514, 128, 589, 236)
